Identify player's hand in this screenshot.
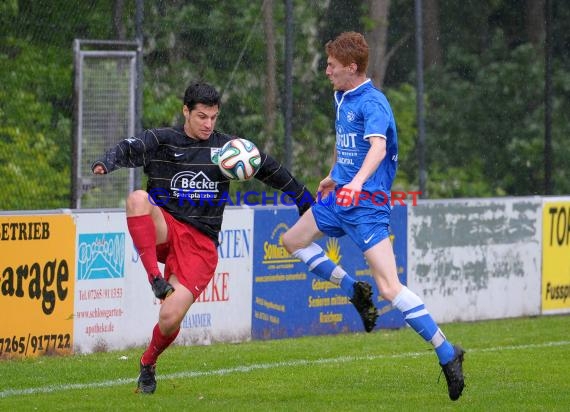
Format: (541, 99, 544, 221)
(336, 180, 363, 206)
(317, 175, 336, 198)
(92, 164, 106, 174)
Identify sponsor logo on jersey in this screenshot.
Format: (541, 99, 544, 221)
(170, 170, 219, 199)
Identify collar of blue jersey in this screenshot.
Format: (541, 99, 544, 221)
(334, 79, 373, 120)
(334, 78, 372, 100)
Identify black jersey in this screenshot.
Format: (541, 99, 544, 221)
(93, 126, 313, 241)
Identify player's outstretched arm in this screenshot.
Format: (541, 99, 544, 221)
(90, 129, 159, 175)
(255, 151, 315, 215)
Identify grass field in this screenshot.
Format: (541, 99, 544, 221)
(1, 315, 569, 411)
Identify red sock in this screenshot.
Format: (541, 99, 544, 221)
(127, 215, 161, 283)
(141, 324, 180, 365)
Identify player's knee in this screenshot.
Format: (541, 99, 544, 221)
(158, 309, 184, 335)
(377, 282, 402, 302)
(126, 190, 153, 214)
(281, 231, 291, 251)
(281, 230, 297, 254)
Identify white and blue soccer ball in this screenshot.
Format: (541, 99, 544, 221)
(217, 138, 261, 181)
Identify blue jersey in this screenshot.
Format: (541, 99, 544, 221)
(330, 79, 398, 195)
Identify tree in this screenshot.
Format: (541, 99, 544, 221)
(262, 0, 278, 154)
(365, 0, 390, 87)
(113, 0, 127, 40)
(526, 0, 545, 47)
(423, 0, 442, 68)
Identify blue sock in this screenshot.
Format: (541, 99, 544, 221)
(393, 287, 455, 364)
(435, 341, 456, 365)
(293, 243, 356, 296)
(339, 275, 356, 297)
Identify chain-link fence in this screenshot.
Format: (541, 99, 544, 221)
(72, 40, 139, 209)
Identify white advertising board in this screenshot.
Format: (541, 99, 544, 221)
(73, 211, 159, 353)
(408, 197, 542, 323)
(177, 207, 254, 346)
(73, 208, 254, 353)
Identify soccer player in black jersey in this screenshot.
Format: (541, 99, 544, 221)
(92, 82, 329, 394)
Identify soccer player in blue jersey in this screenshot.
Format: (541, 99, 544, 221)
(282, 32, 465, 401)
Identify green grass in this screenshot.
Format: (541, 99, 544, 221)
(1, 315, 569, 411)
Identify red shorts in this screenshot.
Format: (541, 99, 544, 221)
(156, 209, 218, 299)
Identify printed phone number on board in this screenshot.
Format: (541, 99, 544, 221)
(0, 333, 71, 356)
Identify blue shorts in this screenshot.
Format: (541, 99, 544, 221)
(312, 191, 391, 252)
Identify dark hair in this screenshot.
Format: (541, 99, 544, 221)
(183, 82, 221, 111)
(325, 32, 369, 74)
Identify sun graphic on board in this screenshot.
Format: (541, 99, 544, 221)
(325, 238, 342, 265)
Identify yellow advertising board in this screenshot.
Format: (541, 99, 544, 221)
(0, 214, 76, 357)
(542, 201, 570, 313)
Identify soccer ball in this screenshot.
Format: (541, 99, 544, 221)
(217, 138, 262, 181)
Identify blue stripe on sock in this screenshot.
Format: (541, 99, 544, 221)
(306, 251, 325, 268)
(305, 254, 356, 297)
(402, 304, 426, 317)
(404, 306, 437, 342)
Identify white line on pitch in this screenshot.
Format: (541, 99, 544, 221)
(1, 340, 568, 399)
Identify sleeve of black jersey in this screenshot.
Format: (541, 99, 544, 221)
(91, 129, 159, 174)
(254, 151, 315, 215)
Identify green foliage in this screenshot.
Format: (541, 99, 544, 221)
(0, 38, 71, 209)
(1, 0, 116, 46)
(0, 0, 119, 210)
(1, 1, 570, 210)
(142, 89, 182, 128)
(424, 31, 570, 197)
(0, 126, 69, 209)
(550, 63, 570, 194)
(385, 84, 417, 191)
